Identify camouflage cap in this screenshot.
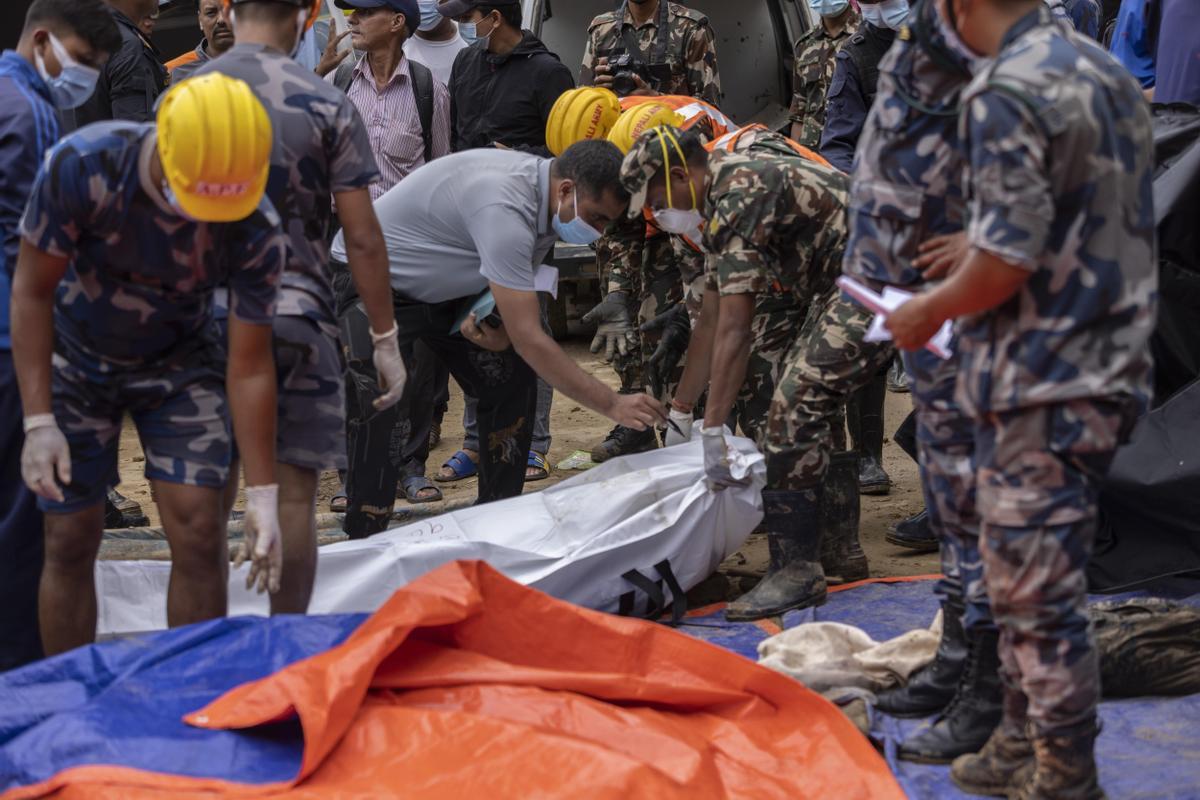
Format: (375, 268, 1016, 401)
(619, 125, 687, 218)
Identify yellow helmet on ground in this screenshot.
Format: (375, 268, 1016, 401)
(607, 103, 686, 154)
(545, 87, 622, 157)
(156, 73, 273, 223)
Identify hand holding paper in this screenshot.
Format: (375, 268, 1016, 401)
(836, 277, 953, 358)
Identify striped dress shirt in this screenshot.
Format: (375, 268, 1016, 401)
(345, 53, 452, 199)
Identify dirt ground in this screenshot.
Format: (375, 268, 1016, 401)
(115, 338, 939, 584)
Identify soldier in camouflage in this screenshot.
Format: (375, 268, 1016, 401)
(11, 119, 285, 655)
(888, 3, 1156, 796)
(579, 0, 721, 462)
(832, 0, 1004, 767)
(789, 0, 861, 148)
(199, 0, 405, 612)
(620, 123, 870, 621)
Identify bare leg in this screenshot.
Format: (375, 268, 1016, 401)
(39, 503, 104, 655)
(153, 480, 228, 628)
(271, 462, 318, 615)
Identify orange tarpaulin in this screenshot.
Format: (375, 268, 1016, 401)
(31, 561, 905, 799)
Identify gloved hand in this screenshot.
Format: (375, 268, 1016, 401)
(663, 407, 694, 447)
(640, 302, 691, 398)
(581, 290, 638, 362)
(20, 414, 71, 503)
(371, 325, 407, 411)
(237, 483, 282, 594)
(702, 426, 748, 490)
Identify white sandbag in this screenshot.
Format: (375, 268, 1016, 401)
(96, 434, 766, 635)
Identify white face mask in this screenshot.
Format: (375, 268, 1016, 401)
(654, 208, 704, 238)
(34, 32, 101, 109)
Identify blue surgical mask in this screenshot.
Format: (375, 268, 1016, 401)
(33, 32, 100, 110)
(808, 0, 851, 18)
(866, 0, 911, 30)
(553, 190, 603, 245)
(459, 13, 493, 46)
(418, 0, 442, 31)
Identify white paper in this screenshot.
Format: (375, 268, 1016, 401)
(836, 277, 954, 359)
(534, 264, 560, 299)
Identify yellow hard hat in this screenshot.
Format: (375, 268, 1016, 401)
(607, 103, 686, 154)
(156, 73, 273, 223)
(545, 87, 622, 157)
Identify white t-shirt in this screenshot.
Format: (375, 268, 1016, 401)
(403, 28, 468, 87)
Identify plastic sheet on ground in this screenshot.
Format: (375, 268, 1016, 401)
(95, 435, 766, 635)
(0, 561, 903, 800)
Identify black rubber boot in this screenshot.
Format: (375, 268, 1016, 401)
(104, 488, 149, 529)
(847, 373, 892, 495)
(726, 489, 827, 621)
(875, 596, 968, 717)
(821, 453, 868, 584)
(590, 393, 659, 462)
(897, 627, 1004, 764)
(887, 357, 910, 393)
(886, 509, 939, 552)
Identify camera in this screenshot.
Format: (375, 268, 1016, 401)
(609, 52, 673, 97)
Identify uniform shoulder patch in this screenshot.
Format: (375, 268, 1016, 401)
(587, 11, 619, 30)
(669, 3, 710, 26)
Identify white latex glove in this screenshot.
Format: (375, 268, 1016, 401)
(701, 426, 747, 489)
(237, 483, 282, 594)
(21, 414, 71, 503)
(371, 325, 407, 410)
(663, 407, 695, 447)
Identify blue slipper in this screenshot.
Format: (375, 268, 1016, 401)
(435, 450, 478, 483)
(526, 451, 550, 481)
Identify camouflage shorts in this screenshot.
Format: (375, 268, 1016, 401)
(976, 396, 1136, 734)
(43, 350, 230, 513)
(272, 315, 347, 471)
(765, 290, 895, 490)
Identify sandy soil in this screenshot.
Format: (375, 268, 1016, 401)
(114, 339, 939, 586)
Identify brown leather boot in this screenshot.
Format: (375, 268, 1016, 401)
(1009, 721, 1105, 800)
(951, 719, 1035, 797)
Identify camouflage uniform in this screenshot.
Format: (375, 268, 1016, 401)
(789, 8, 861, 148)
(580, 1, 721, 107)
(1046, 0, 1101, 38)
(582, 3, 721, 399)
(198, 43, 381, 471)
(595, 216, 685, 395)
(676, 134, 848, 467)
(959, 6, 1156, 736)
(841, 8, 991, 629)
(17, 122, 285, 512)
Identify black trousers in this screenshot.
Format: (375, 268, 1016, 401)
(0, 352, 44, 670)
(334, 262, 537, 537)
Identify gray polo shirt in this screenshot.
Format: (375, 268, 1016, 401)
(332, 148, 558, 303)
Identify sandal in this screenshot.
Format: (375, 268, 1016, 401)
(400, 475, 443, 504)
(435, 450, 478, 482)
(329, 486, 348, 514)
(526, 451, 550, 482)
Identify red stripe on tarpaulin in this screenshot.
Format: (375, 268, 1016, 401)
(6, 561, 905, 800)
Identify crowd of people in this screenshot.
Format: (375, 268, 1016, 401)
(1, 0, 1197, 796)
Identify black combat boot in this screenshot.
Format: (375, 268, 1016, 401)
(590, 391, 659, 462)
(897, 627, 1003, 764)
(875, 596, 968, 717)
(886, 508, 939, 552)
(1011, 720, 1106, 800)
(951, 685, 1036, 798)
(726, 488, 827, 621)
(821, 452, 869, 584)
(847, 373, 892, 495)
